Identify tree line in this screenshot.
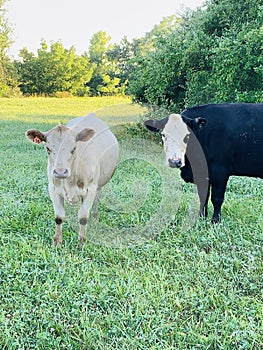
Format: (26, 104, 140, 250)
(129, 0, 263, 110)
(0, 0, 262, 109)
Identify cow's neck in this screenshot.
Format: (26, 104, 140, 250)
(52, 171, 81, 205)
(63, 180, 76, 205)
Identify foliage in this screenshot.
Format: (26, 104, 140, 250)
(126, 15, 184, 108)
(3, 0, 263, 101)
(184, 0, 263, 105)
(15, 41, 94, 96)
(0, 0, 20, 96)
(0, 56, 21, 96)
(129, 0, 263, 109)
(0, 97, 263, 348)
(86, 18, 182, 97)
(106, 36, 142, 95)
(88, 31, 127, 96)
(11, 19, 182, 97)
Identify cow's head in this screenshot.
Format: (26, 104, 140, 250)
(144, 114, 206, 168)
(26, 125, 95, 178)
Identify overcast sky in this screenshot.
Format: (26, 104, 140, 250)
(7, 0, 204, 57)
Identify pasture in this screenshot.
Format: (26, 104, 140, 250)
(0, 97, 263, 349)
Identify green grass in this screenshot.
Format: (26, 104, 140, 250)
(0, 97, 263, 349)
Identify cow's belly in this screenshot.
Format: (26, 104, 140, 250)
(231, 148, 263, 177)
(231, 166, 263, 178)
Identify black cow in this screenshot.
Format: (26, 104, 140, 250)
(144, 103, 263, 222)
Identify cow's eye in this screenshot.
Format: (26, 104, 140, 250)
(71, 147, 76, 154)
(46, 147, 52, 155)
(183, 134, 190, 144)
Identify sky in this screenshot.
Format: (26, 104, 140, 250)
(7, 0, 204, 58)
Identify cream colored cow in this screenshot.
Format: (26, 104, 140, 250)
(26, 113, 119, 246)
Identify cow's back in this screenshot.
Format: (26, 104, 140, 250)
(182, 103, 263, 177)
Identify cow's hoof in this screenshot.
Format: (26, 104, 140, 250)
(53, 238, 62, 247)
(211, 217, 221, 224)
(92, 212, 99, 219)
(53, 232, 62, 247)
(78, 235, 86, 246)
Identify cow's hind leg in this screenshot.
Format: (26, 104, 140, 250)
(93, 187, 102, 218)
(78, 183, 98, 245)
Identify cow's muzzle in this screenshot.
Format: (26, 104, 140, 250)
(168, 158, 182, 168)
(53, 168, 69, 179)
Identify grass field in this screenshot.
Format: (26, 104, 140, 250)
(0, 97, 263, 349)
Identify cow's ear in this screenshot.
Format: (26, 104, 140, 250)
(76, 128, 95, 142)
(195, 117, 207, 129)
(25, 129, 46, 144)
(182, 116, 207, 130)
(144, 117, 168, 132)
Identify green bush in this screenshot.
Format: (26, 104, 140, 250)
(129, 0, 263, 109)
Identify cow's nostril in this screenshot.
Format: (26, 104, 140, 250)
(53, 168, 69, 178)
(168, 158, 182, 168)
(177, 159, 182, 167)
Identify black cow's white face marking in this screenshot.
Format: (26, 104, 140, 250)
(162, 114, 190, 168)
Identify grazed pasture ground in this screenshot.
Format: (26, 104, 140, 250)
(0, 97, 263, 349)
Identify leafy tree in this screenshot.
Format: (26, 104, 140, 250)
(127, 15, 185, 109)
(87, 31, 111, 95)
(0, 0, 12, 59)
(129, 0, 263, 109)
(89, 31, 111, 65)
(185, 0, 263, 105)
(106, 37, 133, 86)
(87, 31, 128, 96)
(107, 16, 180, 94)
(0, 56, 20, 96)
(15, 41, 94, 96)
(0, 0, 20, 96)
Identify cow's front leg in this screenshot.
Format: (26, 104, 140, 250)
(78, 183, 98, 245)
(196, 180, 210, 218)
(49, 184, 65, 246)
